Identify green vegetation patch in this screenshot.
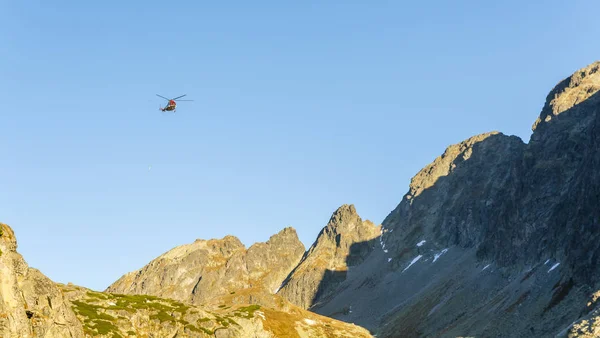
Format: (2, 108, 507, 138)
(185, 324, 213, 335)
(185, 324, 205, 333)
(168, 300, 191, 314)
(233, 304, 261, 319)
(149, 310, 173, 322)
(107, 294, 193, 326)
(190, 317, 217, 335)
(71, 300, 116, 322)
(109, 293, 188, 315)
(212, 314, 239, 328)
(71, 292, 206, 335)
(109, 293, 153, 305)
(213, 315, 230, 327)
(93, 320, 120, 335)
(71, 300, 121, 337)
(200, 327, 214, 335)
(227, 317, 239, 327)
(86, 291, 111, 300)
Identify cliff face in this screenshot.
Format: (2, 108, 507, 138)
(521, 61, 600, 284)
(105, 227, 306, 306)
(277, 204, 381, 309)
(304, 61, 600, 338)
(0, 223, 84, 338)
(384, 130, 526, 260)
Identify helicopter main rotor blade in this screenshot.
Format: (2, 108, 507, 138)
(172, 94, 187, 100)
(156, 94, 170, 101)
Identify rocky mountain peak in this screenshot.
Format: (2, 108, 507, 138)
(106, 227, 305, 306)
(277, 205, 381, 309)
(212, 234, 245, 248)
(532, 60, 600, 132)
(245, 226, 306, 292)
(330, 203, 358, 219)
(264, 226, 300, 245)
(318, 204, 362, 239)
(324, 204, 360, 231)
(405, 131, 502, 202)
(308, 204, 380, 265)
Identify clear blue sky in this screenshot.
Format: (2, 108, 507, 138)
(1, 1, 599, 291)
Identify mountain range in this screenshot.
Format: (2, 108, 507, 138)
(3, 60, 600, 337)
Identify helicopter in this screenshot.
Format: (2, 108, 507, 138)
(156, 94, 193, 112)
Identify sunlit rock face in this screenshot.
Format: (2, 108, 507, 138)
(106, 227, 306, 306)
(0, 223, 85, 338)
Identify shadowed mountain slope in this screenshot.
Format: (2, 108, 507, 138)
(277, 204, 381, 309)
(305, 61, 600, 338)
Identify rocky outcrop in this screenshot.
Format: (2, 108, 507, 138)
(245, 227, 307, 294)
(532, 61, 600, 132)
(106, 227, 306, 306)
(304, 61, 600, 337)
(0, 223, 84, 338)
(277, 204, 381, 309)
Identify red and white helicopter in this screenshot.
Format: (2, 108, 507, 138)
(156, 94, 193, 113)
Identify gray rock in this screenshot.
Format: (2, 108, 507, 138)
(277, 204, 381, 309)
(106, 227, 306, 306)
(307, 60, 600, 337)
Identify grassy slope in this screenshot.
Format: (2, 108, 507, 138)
(60, 284, 373, 338)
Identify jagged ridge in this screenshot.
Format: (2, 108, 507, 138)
(305, 60, 600, 338)
(277, 204, 381, 309)
(106, 227, 306, 307)
(0, 222, 375, 337)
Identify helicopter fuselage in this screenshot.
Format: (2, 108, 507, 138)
(161, 100, 177, 111)
(157, 95, 191, 112)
